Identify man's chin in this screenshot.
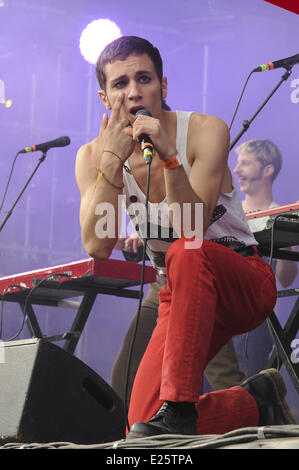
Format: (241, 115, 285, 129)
(239, 182, 247, 192)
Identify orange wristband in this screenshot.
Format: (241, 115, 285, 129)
(161, 153, 181, 170)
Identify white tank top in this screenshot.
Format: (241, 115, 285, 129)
(122, 111, 257, 276)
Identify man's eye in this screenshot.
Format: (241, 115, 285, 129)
(139, 76, 151, 84)
(114, 81, 126, 88)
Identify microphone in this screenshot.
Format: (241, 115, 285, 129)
(135, 109, 153, 164)
(19, 136, 71, 154)
(253, 53, 299, 72)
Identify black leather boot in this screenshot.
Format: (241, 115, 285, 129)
(241, 368, 297, 425)
(127, 401, 198, 439)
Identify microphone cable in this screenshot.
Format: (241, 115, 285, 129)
(123, 157, 152, 433)
(228, 67, 264, 372)
(0, 152, 21, 214)
(241, 214, 285, 379)
(266, 214, 288, 370)
(229, 69, 255, 132)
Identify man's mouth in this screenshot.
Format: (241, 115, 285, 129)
(129, 106, 146, 117)
(237, 177, 247, 184)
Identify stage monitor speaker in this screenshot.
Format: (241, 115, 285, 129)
(0, 338, 126, 445)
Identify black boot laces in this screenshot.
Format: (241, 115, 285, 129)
(150, 402, 175, 426)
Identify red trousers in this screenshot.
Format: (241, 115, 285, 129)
(128, 239, 277, 435)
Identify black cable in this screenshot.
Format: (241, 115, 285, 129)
(243, 215, 283, 376)
(2, 273, 71, 342)
(0, 152, 21, 214)
(4, 275, 55, 341)
(229, 69, 260, 380)
(124, 159, 151, 432)
(268, 214, 281, 268)
(229, 70, 255, 131)
(0, 285, 18, 339)
(266, 215, 285, 369)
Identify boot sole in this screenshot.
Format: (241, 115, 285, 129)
(127, 423, 166, 440)
(260, 368, 297, 424)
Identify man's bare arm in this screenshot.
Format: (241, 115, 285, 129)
(75, 94, 135, 259)
(164, 114, 230, 236)
(130, 112, 230, 238)
(275, 246, 298, 288)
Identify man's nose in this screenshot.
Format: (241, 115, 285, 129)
(128, 81, 141, 99)
(233, 163, 240, 174)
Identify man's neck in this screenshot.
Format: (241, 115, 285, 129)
(242, 187, 273, 213)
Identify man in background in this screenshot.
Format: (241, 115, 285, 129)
(233, 139, 298, 376)
(234, 138, 297, 288)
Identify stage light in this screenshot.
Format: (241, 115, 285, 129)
(0, 79, 4, 104)
(79, 19, 122, 64)
(0, 79, 12, 108)
(5, 99, 12, 108)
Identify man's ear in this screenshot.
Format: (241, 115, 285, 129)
(98, 90, 112, 110)
(263, 164, 275, 179)
(161, 77, 167, 100)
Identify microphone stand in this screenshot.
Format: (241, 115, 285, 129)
(229, 67, 293, 151)
(0, 151, 48, 233)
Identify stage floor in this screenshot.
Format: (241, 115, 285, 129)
(1, 424, 299, 450)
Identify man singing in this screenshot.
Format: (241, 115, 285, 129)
(75, 36, 296, 437)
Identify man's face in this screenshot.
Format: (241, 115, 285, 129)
(99, 53, 167, 124)
(233, 151, 266, 195)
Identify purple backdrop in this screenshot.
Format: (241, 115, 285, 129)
(0, 0, 299, 418)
